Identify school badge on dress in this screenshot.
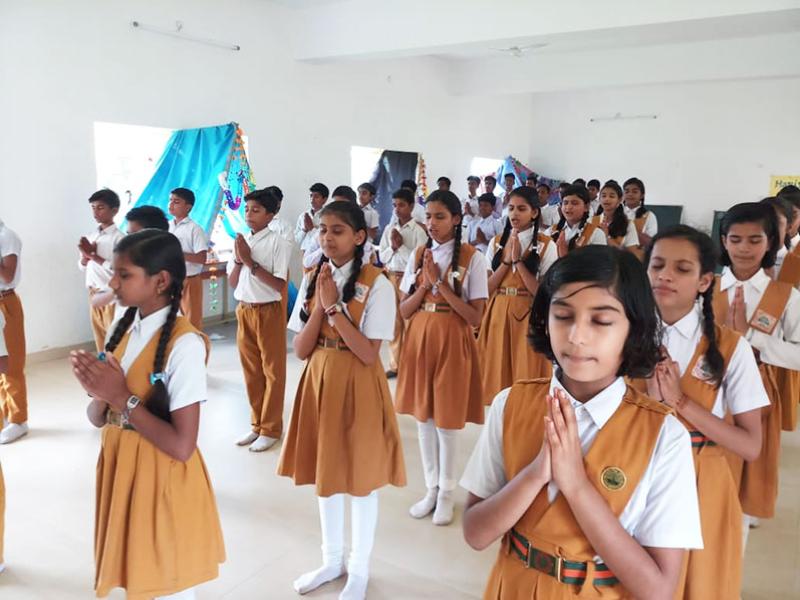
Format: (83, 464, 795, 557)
(691, 355, 715, 384)
(600, 466, 627, 491)
(353, 282, 369, 303)
(750, 309, 778, 334)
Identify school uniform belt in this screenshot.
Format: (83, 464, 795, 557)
(0, 289, 16, 298)
(688, 430, 717, 448)
(509, 528, 618, 586)
(497, 287, 530, 297)
(317, 337, 349, 351)
(106, 410, 135, 431)
(421, 302, 452, 313)
(186, 273, 201, 279)
(238, 300, 278, 309)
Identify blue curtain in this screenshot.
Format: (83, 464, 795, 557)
(132, 123, 237, 232)
(496, 155, 563, 205)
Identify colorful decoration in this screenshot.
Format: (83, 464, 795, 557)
(496, 155, 563, 205)
(207, 265, 220, 314)
(217, 123, 257, 239)
(417, 154, 428, 199)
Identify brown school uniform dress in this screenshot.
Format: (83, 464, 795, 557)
(0, 462, 4, 565)
(713, 276, 798, 517)
(631, 325, 743, 600)
(395, 244, 485, 429)
(277, 264, 406, 497)
(478, 233, 552, 402)
(95, 317, 225, 599)
(777, 244, 800, 288)
(484, 379, 670, 599)
(548, 220, 601, 250)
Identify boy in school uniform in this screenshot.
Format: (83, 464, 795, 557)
(228, 187, 292, 453)
(463, 176, 481, 227)
(357, 182, 380, 242)
(126, 205, 169, 232)
(378, 189, 429, 378)
(0, 311, 7, 569)
(0, 220, 27, 445)
(468, 195, 504, 254)
(295, 182, 329, 255)
(168, 187, 209, 330)
(265, 186, 295, 244)
(78, 189, 124, 353)
(525, 173, 537, 188)
(500, 173, 516, 217)
(587, 178, 601, 214)
(396, 180, 427, 226)
(437, 176, 452, 192)
(536, 183, 560, 228)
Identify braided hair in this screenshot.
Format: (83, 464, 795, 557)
(299, 200, 368, 323)
(644, 225, 725, 388)
(104, 230, 186, 421)
(596, 180, 629, 240)
(552, 184, 591, 250)
(491, 186, 541, 275)
(623, 177, 647, 219)
(426, 190, 465, 295)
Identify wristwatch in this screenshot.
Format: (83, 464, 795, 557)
(122, 395, 141, 422)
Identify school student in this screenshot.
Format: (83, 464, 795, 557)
(295, 183, 329, 255)
(0, 219, 27, 444)
(623, 177, 658, 249)
(762, 196, 800, 287)
(168, 188, 209, 330)
(79, 189, 125, 352)
(477, 187, 557, 403)
(461, 245, 702, 600)
(500, 173, 516, 218)
(437, 176, 452, 192)
(397, 179, 427, 226)
(395, 190, 489, 527)
(536, 183, 560, 228)
(227, 188, 291, 453)
(278, 200, 405, 600)
(713, 203, 800, 519)
(484, 175, 503, 217)
(0, 311, 7, 570)
(126, 205, 169, 232)
(357, 182, 380, 242)
(71, 229, 225, 600)
(593, 180, 639, 250)
(587, 179, 601, 214)
(262, 185, 295, 244)
(463, 175, 481, 226)
(467, 194, 504, 254)
(378, 189, 428, 379)
(525, 173, 538, 188)
(778, 185, 800, 250)
(548, 184, 606, 257)
(643, 226, 768, 599)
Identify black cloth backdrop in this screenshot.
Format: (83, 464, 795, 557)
(368, 150, 419, 241)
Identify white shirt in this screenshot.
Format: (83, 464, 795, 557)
(79, 224, 125, 290)
(360, 204, 380, 232)
(399, 238, 489, 301)
(540, 204, 560, 228)
(460, 376, 703, 553)
(0, 219, 22, 291)
(288, 259, 395, 341)
(623, 205, 658, 238)
(226, 227, 291, 303)
(462, 195, 480, 225)
(661, 305, 769, 417)
(169, 217, 209, 277)
(0, 312, 6, 356)
(552, 221, 607, 247)
(295, 209, 322, 253)
(790, 233, 799, 251)
(600, 218, 640, 247)
(302, 241, 376, 270)
(378, 219, 428, 273)
(107, 305, 207, 412)
(268, 216, 295, 244)
(719, 267, 800, 371)
(467, 216, 503, 254)
(389, 201, 426, 227)
(590, 198, 601, 215)
(774, 246, 788, 279)
(485, 228, 558, 277)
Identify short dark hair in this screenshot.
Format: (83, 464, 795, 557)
(170, 187, 195, 206)
(572, 178, 586, 187)
(587, 179, 601, 189)
(245, 187, 281, 214)
(309, 183, 329, 198)
(478, 193, 496, 206)
(392, 188, 415, 204)
(400, 179, 418, 192)
(777, 185, 800, 210)
(562, 184, 590, 204)
(265, 185, 284, 201)
(484, 175, 497, 185)
(719, 202, 779, 269)
(332, 185, 357, 203)
(529, 245, 662, 378)
(358, 182, 377, 196)
(467, 175, 481, 184)
(88, 188, 120, 209)
(125, 205, 169, 231)
(526, 173, 538, 182)
(537, 183, 551, 193)
(504, 173, 516, 180)
(558, 181, 570, 191)
(437, 176, 451, 186)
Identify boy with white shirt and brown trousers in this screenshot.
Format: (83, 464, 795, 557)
(228, 188, 292, 453)
(168, 188, 209, 330)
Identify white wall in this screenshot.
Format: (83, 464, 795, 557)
(527, 77, 800, 228)
(0, 0, 531, 352)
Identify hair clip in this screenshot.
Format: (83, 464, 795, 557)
(149, 372, 166, 385)
(452, 271, 461, 279)
(97, 352, 106, 362)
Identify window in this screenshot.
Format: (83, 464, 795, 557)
(350, 146, 384, 188)
(470, 156, 503, 192)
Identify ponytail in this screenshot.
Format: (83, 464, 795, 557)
(699, 286, 725, 388)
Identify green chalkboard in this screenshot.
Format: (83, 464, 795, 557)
(648, 205, 683, 229)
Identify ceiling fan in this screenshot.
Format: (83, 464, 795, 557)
(490, 43, 548, 58)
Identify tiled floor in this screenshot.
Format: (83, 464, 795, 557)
(0, 321, 797, 599)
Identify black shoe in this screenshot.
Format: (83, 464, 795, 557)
(385, 369, 397, 379)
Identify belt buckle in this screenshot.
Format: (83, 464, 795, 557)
(423, 302, 435, 312)
(506, 288, 518, 296)
(527, 547, 563, 582)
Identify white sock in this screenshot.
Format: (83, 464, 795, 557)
(294, 495, 345, 594)
(248, 435, 278, 452)
(236, 431, 258, 446)
(432, 489, 455, 526)
(339, 574, 369, 600)
(436, 427, 459, 492)
(348, 492, 378, 578)
(417, 419, 440, 489)
(409, 487, 438, 519)
(156, 586, 196, 600)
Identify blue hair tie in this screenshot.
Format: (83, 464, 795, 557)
(149, 372, 166, 385)
(97, 352, 106, 362)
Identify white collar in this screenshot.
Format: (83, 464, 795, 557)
(329, 258, 355, 280)
(549, 375, 626, 430)
(662, 305, 701, 341)
(719, 266, 770, 293)
(98, 223, 118, 235)
(248, 226, 274, 243)
(431, 238, 455, 251)
(130, 305, 171, 336)
(517, 225, 536, 246)
(172, 216, 192, 227)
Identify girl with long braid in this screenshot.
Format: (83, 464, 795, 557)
(639, 225, 768, 599)
(623, 177, 658, 249)
(477, 186, 558, 402)
(548, 184, 606, 257)
(279, 201, 405, 600)
(395, 190, 489, 527)
(593, 180, 639, 250)
(70, 230, 224, 600)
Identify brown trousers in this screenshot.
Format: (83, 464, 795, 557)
(181, 275, 204, 330)
(236, 302, 286, 438)
(88, 289, 115, 353)
(0, 292, 27, 423)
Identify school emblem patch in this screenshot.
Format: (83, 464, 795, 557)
(600, 467, 627, 491)
(750, 309, 778, 334)
(691, 355, 715, 383)
(353, 282, 369, 303)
